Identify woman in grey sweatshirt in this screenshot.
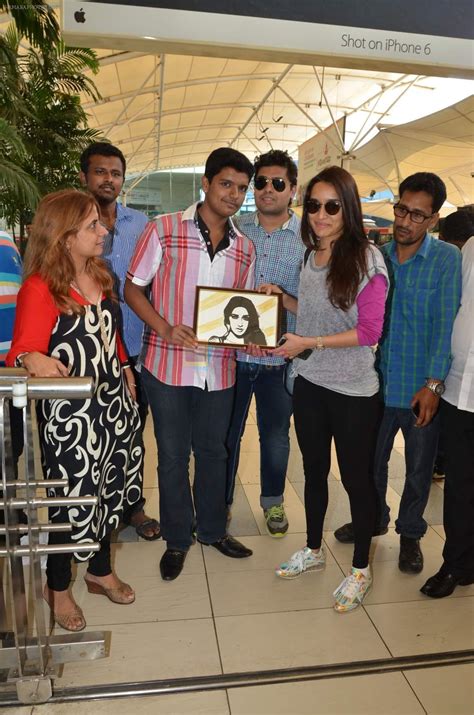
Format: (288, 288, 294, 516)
(274, 166, 388, 613)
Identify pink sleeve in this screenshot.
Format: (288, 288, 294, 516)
(356, 274, 388, 346)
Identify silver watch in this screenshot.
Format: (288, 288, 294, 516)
(425, 379, 445, 396)
(15, 352, 29, 368)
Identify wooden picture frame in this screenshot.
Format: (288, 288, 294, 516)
(193, 286, 282, 348)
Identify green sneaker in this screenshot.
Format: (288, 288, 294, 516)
(264, 504, 289, 538)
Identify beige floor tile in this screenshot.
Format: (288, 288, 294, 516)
(430, 524, 446, 539)
(286, 445, 304, 482)
(0, 707, 31, 715)
(404, 664, 474, 715)
(228, 672, 425, 715)
(81, 541, 205, 581)
(242, 482, 306, 536)
(143, 460, 157, 490)
(239, 424, 260, 452)
(142, 487, 159, 519)
(324, 526, 444, 568)
(203, 534, 337, 574)
(236, 450, 260, 485)
(57, 618, 222, 687)
(215, 608, 390, 673)
(349, 557, 474, 605)
(208, 563, 345, 617)
(64, 573, 212, 626)
(31, 690, 230, 714)
(365, 597, 474, 656)
(393, 429, 404, 450)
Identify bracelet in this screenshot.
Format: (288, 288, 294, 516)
(121, 362, 131, 370)
(314, 336, 325, 351)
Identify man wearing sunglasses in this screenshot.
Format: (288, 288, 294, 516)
(335, 172, 462, 576)
(226, 150, 305, 537)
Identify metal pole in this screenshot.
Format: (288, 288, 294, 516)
(0, 370, 106, 705)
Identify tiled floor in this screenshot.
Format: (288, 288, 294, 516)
(1, 405, 473, 714)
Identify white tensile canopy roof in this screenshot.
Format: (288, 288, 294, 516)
(351, 95, 474, 207)
(81, 51, 472, 184)
(1, 5, 473, 205)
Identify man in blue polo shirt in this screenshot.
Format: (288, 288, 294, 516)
(80, 142, 160, 541)
(226, 150, 304, 536)
(335, 172, 461, 574)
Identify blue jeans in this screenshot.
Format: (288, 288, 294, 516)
(142, 369, 234, 551)
(226, 361, 293, 509)
(374, 406, 440, 539)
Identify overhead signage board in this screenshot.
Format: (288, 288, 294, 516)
(296, 119, 346, 205)
(62, 1, 474, 78)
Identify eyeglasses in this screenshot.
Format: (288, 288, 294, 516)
(254, 175, 287, 192)
(393, 203, 433, 224)
(305, 199, 342, 216)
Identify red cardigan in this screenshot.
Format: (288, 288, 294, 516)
(6, 274, 127, 366)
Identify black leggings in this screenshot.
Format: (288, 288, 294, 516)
(46, 530, 112, 591)
(293, 377, 380, 568)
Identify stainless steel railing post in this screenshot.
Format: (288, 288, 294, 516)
(0, 369, 107, 704)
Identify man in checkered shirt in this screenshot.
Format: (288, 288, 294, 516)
(226, 150, 305, 537)
(334, 172, 462, 576)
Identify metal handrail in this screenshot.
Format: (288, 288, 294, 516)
(0, 369, 107, 705)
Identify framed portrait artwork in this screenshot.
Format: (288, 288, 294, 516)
(193, 287, 282, 348)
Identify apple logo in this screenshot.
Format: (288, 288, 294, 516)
(74, 8, 86, 23)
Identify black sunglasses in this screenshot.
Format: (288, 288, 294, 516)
(305, 199, 342, 216)
(254, 175, 287, 192)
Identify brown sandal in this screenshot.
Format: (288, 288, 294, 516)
(43, 588, 86, 632)
(84, 575, 135, 604)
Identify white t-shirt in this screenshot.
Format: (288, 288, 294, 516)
(443, 236, 474, 413)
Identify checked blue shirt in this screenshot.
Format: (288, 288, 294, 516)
(236, 210, 304, 365)
(102, 202, 149, 357)
(378, 234, 462, 408)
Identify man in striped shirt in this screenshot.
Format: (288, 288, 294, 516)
(335, 172, 462, 575)
(80, 142, 160, 542)
(125, 148, 256, 581)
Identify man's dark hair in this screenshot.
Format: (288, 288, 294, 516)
(80, 142, 126, 176)
(204, 148, 253, 183)
(398, 172, 447, 213)
(254, 149, 298, 186)
(441, 209, 474, 245)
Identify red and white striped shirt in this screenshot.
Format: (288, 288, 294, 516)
(127, 203, 256, 390)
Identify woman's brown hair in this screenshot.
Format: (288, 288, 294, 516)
(23, 189, 114, 314)
(301, 166, 369, 311)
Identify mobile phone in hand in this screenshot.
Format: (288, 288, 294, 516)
(277, 336, 312, 360)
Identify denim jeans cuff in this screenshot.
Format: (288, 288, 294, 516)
(166, 542, 190, 552)
(395, 527, 427, 539)
(260, 495, 284, 509)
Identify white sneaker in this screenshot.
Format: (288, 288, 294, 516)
(333, 567, 372, 612)
(275, 546, 326, 579)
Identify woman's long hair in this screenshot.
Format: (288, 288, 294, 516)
(23, 189, 114, 314)
(301, 166, 368, 311)
(223, 296, 260, 336)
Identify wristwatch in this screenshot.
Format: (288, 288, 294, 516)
(15, 352, 29, 368)
(424, 378, 445, 396)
